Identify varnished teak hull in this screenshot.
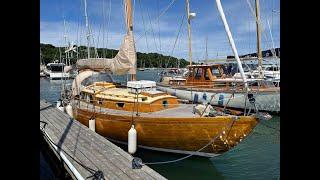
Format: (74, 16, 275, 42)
(74, 107, 258, 156)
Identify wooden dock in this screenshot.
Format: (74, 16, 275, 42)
(40, 100, 166, 180)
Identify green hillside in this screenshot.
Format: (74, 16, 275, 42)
(40, 43, 189, 68)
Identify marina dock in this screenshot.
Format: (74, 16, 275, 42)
(40, 100, 166, 180)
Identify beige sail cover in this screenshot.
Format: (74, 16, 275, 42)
(64, 65, 73, 73)
(72, 70, 99, 96)
(76, 31, 136, 75)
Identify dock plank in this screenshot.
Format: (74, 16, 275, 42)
(40, 117, 94, 178)
(40, 100, 166, 180)
(42, 114, 124, 180)
(43, 109, 135, 179)
(50, 108, 155, 179)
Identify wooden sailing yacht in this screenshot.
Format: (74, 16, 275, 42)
(68, 0, 260, 157)
(157, 0, 280, 112)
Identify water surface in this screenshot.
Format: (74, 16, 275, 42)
(40, 71, 280, 180)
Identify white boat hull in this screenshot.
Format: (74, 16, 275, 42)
(157, 85, 280, 112)
(49, 72, 71, 80)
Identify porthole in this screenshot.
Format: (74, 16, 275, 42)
(89, 95, 93, 103)
(162, 100, 168, 108)
(98, 99, 103, 105)
(116, 102, 125, 108)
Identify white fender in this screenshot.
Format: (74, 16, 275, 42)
(128, 125, 137, 154)
(89, 118, 95, 132)
(65, 104, 73, 118)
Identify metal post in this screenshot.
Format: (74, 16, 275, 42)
(255, 0, 263, 78)
(215, 0, 248, 90)
(186, 0, 192, 66)
(84, 0, 90, 59)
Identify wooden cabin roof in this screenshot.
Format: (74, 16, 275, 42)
(81, 82, 116, 94)
(81, 82, 177, 104)
(187, 64, 214, 68)
(187, 64, 222, 68)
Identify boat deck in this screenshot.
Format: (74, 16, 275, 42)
(78, 101, 200, 118)
(142, 104, 199, 118)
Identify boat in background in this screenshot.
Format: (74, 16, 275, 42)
(233, 58, 280, 87)
(43, 61, 71, 80)
(158, 0, 280, 112)
(158, 64, 280, 112)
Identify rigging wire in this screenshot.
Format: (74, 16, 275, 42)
(244, 0, 278, 58)
(106, 0, 112, 58)
(102, 0, 106, 58)
(90, 25, 99, 58)
(96, 23, 103, 57)
(266, 19, 276, 58)
(157, 0, 162, 68)
(165, 13, 186, 68)
(136, 0, 177, 43)
(76, 7, 81, 61)
(146, 4, 159, 52)
(138, 0, 150, 54)
(142, 117, 236, 165)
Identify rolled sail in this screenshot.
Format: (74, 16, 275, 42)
(76, 31, 136, 75)
(64, 65, 72, 73)
(72, 70, 99, 96)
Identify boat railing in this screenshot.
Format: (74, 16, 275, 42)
(72, 78, 267, 116)
(76, 100, 247, 117)
(73, 95, 258, 117)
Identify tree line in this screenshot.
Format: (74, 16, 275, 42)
(40, 43, 189, 68)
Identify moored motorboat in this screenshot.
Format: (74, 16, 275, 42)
(44, 62, 71, 80)
(158, 64, 280, 112)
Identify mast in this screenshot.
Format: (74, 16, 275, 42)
(59, 47, 62, 63)
(84, 0, 90, 59)
(267, 20, 276, 58)
(126, 0, 136, 81)
(63, 19, 68, 65)
(215, 0, 248, 90)
(186, 0, 192, 66)
(205, 35, 208, 64)
(255, 0, 263, 78)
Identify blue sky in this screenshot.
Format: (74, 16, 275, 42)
(40, 0, 280, 60)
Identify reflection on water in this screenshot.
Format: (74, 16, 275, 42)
(40, 71, 280, 180)
(40, 150, 56, 180)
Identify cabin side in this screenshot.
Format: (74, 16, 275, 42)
(79, 82, 180, 113)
